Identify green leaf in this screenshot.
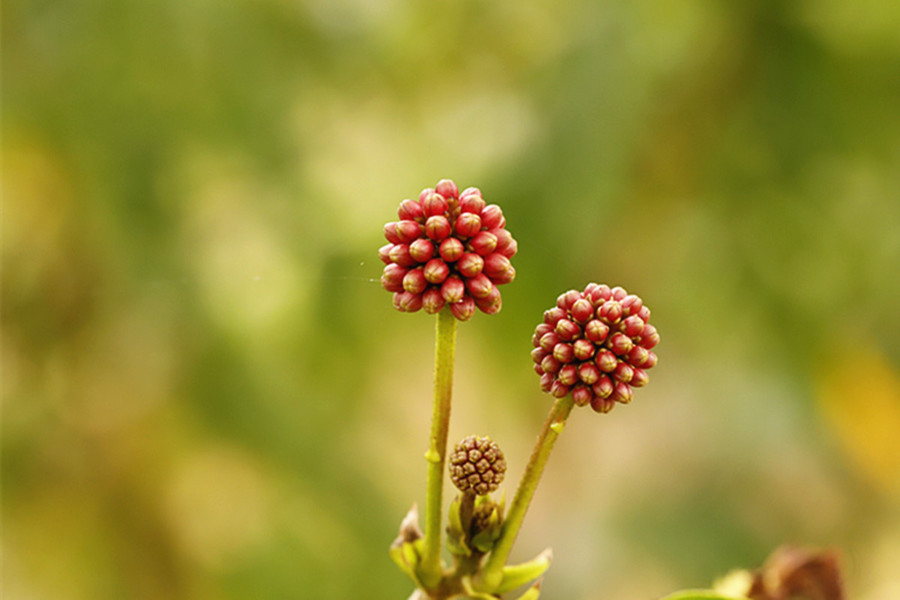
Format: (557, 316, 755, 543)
(511, 578, 542, 600)
(495, 547, 553, 594)
(659, 590, 749, 600)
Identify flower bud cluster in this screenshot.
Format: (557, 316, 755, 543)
(380, 179, 518, 320)
(449, 435, 507, 495)
(530, 284, 659, 414)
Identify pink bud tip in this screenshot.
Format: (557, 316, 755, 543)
(402, 268, 427, 294)
(395, 220, 422, 244)
(572, 385, 593, 407)
(558, 364, 578, 386)
(384, 222, 402, 244)
(435, 179, 459, 200)
(438, 237, 464, 262)
(553, 343, 575, 364)
(418, 188, 435, 203)
(422, 288, 446, 314)
(381, 263, 407, 292)
(450, 296, 476, 321)
(389, 244, 416, 267)
(441, 276, 466, 304)
(409, 238, 435, 263)
(557, 290, 581, 310)
(423, 192, 449, 217)
(378, 244, 393, 264)
(455, 212, 482, 238)
(573, 338, 595, 361)
(480, 205, 504, 229)
(457, 253, 485, 278)
(398, 199, 424, 222)
(459, 194, 486, 215)
(425, 215, 451, 240)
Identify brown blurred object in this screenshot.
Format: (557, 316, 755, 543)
(747, 545, 846, 600)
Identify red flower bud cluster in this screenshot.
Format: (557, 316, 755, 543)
(380, 179, 518, 320)
(530, 284, 659, 414)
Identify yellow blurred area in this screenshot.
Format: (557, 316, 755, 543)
(818, 347, 900, 495)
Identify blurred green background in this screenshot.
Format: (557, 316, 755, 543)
(3, 1, 900, 599)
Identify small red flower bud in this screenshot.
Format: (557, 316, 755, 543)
(392, 292, 404, 311)
(533, 323, 553, 342)
(592, 375, 614, 399)
(621, 294, 643, 316)
(540, 372, 554, 392)
(480, 205, 504, 229)
(551, 381, 571, 398)
(384, 222, 402, 244)
(555, 318, 580, 341)
(459, 194, 486, 215)
(491, 228, 514, 252)
(570, 298, 594, 323)
(557, 290, 581, 310)
(423, 192, 449, 217)
(609, 332, 634, 356)
(424, 258, 450, 284)
(450, 296, 476, 321)
(460, 187, 481, 199)
(403, 268, 427, 294)
(586, 284, 612, 304)
(483, 253, 512, 280)
(425, 215, 452, 240)
(442, 276, 466, 303)
(398, 199, 424, 222)
(409, 238, 434, 263)
(630, 367, 649, 388)
(553, 342, 575, 363)
(389, 244, 416, 267)
(418, 188, 435, 203)
(475, 285, 502, 314)
(627, 345, 650, 368)
(610, 382, 633, 404)
(642, 351, 658, 369)
(578, 362, 601, 385)
(457, 253, 485, 278)
(613, 361, 634, 384)
(498, 238, 517, 258)
(395, 220, 422, 244)
(598, 300, 623, 323)
(585, 319, 610, 343)
(638, 306, 651, 322)
(455, 212, 482, 238)
(590, 396, 615, 414)
(397, 291, 423, 312)
(382, 263, 407, 292)
(572, 385, 593, 407)
(439, 237, 464, 262)
(639, 324, 660, 349)
(543, 307, 566, 325)
(622, 315, 645, 337)
(534, 363, 545, 375)
(611, 286, 627, 301)
(536, 331, 557, 352)
(573, 338, 595, 360)
(531, 347, 547, 363)
(422, 288, 446, 314)
(435, 179, 459, 200)
(595, 350, 617, 373)
(558, 364, 578, 386)
(378, 244, 393, 264)
(469, 231, 498, 256)
(466, 273, 493, 299)
(541, 354, 561, 374)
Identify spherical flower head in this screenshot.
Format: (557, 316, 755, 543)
(380, 179, 517, 320)
(531, 284, 659, 414)
(449, 435, 507, 495)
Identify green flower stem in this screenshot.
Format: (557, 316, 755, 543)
(476, 394, 576, 591)
(419, 308, 458, 587)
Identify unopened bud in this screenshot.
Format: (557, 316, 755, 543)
(613, 362, 634, 384)
(378, 244, 393, 264)
(422, 288, 446, 314)
(598, 300, 623, 323)
(630, 368, 649, 388)
(469, 231, 498, 256)
(439, 237, 465, 262)
(423, 192, 449, 217)
(424, 258, 450, 284)
(457, 253, 485, 278)
(398, 199, 424, 222)
(450, 296, 476, 321)
(425, 215, 452, 240)
(572, 385, 593, 407)
(610, 382, 633, 404)
(381, 263, 407, 292)
(455, 212, 482, 238)
(466, 273, 493, 299)
(480, 205, 504, 229)
(553, 343, 575, 364)
(384, 222, 402, 244)
(441, 276, 466, 303)
(558, 364, 578, 386)
(435, 179, 459, 200)
(403, 268, 427, 294)
(409, 238, 434, 263)
(573, 338, 595, 361)
(459, 194, 486, 215)
(608, 332, 634, 356)
(578, 362, 601, 385)
(592, 375, 614, 399)
(585, 319, 610, 343)
(555, 318, 580, 341)
(595, 350, 617, 373)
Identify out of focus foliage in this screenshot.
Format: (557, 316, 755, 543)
(3, 1, 899, 599)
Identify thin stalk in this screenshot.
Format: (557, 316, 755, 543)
(419, 308, 458, 587)
(476, 395, 576, 591)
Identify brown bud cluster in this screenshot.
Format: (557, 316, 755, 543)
(449, 435, 507, 495)
(380, 179, 517, 320)
(531, 283, 659, 414)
